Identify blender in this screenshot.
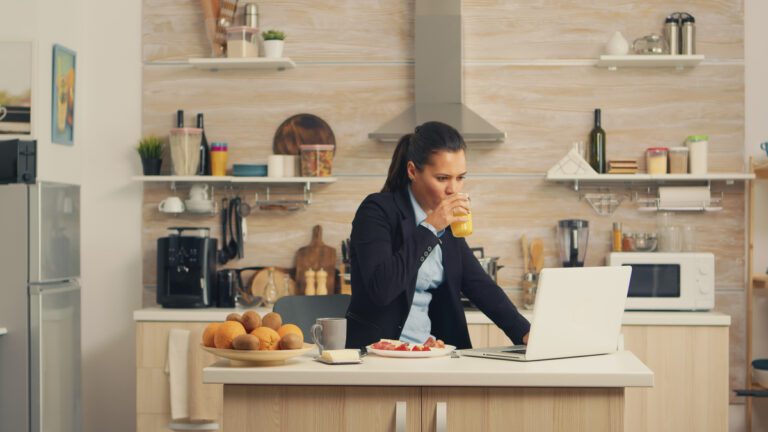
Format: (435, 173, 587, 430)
(558, 220, 589, 267)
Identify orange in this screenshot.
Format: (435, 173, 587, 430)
(251, 326, 281, 351)
(202, 322, 222, 348)
(277, 324, 304, 341)
(214, 321, 246, 349)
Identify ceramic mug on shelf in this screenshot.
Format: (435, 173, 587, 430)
(189, 183, 209, 201)
(158, 196, 185, 213)
(311, 317, 346, 354)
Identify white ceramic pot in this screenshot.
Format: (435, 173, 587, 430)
(606, 31, 630, 55)
(263, 40, 284, 58)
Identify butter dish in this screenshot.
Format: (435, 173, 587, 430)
(314, 349, 363, 365)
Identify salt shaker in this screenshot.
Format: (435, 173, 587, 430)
(304, 268, 316, 295)
(315, 268, 328, 295)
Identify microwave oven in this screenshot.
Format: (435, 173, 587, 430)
(607, 252, 714, 311)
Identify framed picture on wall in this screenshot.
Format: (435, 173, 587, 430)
(51, 44, 76, 145)
(0, 41, 33, 136)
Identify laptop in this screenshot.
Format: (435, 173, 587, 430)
(461, 266, 632, 362)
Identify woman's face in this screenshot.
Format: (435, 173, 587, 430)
(407, 149, 467, 212)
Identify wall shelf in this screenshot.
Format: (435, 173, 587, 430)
(546, 172, 754, 192)
(754, 161, 768, 179)
(753, 274, 768, 289)
(596, 54, 705, 70)
(133, 176, 336, 185)
(188, 57, 296, 71)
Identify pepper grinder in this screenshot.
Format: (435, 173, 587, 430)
(304, 268, 316, 295)
(315, 268, 328, 295)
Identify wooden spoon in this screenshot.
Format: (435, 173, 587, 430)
(521, 235, 530, 274)
(531, 239, 544, 274)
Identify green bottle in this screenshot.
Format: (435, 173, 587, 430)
(589, 108, 606, 174)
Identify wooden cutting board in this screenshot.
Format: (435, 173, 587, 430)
(273, 113, 336, 155)
(250, 267, 296, 299)
(294, 225, 337, 295)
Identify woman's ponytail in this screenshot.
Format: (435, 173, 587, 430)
(381, 133, 412, 193)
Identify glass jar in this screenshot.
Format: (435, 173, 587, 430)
(686, 135, 709, 174)
(226, 26, 259, 58)
(645, 147, 669, 175)
(622, 232, 635, 252)
(209, 142, 228, 176)
(300, 144, 334, 177)
(668, 147, 689, 174)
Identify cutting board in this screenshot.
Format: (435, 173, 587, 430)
(294, 225, 337, 295)
(273, 113, 336, 155)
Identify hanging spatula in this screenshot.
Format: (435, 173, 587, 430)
(531, 238, 545, 274)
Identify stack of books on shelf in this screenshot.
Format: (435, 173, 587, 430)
(608, 159, 638, 174)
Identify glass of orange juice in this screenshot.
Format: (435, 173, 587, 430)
(450, 193, 472, 237)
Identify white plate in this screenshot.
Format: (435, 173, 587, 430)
(366, 344, 456, 358)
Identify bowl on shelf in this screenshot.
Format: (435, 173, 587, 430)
(753, 359, 768, 388)
(232, 164, 268, 177)
(632, 233, 658, 252)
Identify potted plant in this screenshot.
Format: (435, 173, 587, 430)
(262, 30, 286, 58)
(137, 135, 164, 175)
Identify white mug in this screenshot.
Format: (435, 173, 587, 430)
(189, 183, 209, 201)
(311, 318, 347, 354)
(158, 196, 185, 213)
(0, 106, 7, 121)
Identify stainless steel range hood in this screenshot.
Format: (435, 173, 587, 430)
(369, 0, 505, 142)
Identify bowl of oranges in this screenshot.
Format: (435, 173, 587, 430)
(201, 310, 314, 366)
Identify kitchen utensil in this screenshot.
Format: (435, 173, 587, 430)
(470, 247, 502, 284)
(232, 197, 244, 258)
(530, 238, 544, 273)
(557, 219, 589, 267)
(157, 227, 217, 308)
(273, 114, 336, 156)
(169, 128, 203, 175)
(632, 233, 658, 252)
(200, 0, 224, 56)
(754, 359, 768, 388)
(250, 267, 296, 299)
(605, 31, 629, 55)
(632, 34, 668, 55)
(294, 225, 337, 295)
(521, 235, 530, 273)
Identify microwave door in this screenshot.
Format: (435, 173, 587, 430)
(625, 264, 685, 310)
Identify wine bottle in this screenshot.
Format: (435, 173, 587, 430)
(176, 109, 184, 128)
(589, 108, 606, 174)
(196, 113, 211, 175)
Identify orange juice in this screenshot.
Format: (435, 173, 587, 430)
(450, 211, 473, 237)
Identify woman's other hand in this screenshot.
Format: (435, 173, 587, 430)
(424, 193, 470, 232)
(523, 333, 529, 345)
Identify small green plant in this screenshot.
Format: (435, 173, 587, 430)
(262, 30, 286, 41)
(137, 136, 164, 159)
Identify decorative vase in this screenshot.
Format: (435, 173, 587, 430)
(141, 157, 162, 176)
(263, 40, 284, 58)
(606, 31, 630, 56)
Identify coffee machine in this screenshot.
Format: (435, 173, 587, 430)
(557, 219, 589, 267)
(157, 227, 218, 308)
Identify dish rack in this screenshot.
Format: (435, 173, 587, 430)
(635, 191, 724, 212)
(254, 186, 312, 211)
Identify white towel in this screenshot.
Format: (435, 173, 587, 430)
(658, 186, 711, 209)
(167, 328, 191, 420)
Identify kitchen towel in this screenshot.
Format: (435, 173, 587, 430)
(166, 328, 190, 420)
(187, 329, 220, 422)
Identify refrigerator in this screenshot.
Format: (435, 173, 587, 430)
(0, 182, 81, 432)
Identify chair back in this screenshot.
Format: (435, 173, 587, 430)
(272, 294, 351, 343)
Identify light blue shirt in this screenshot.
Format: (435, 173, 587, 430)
(400, 187, 445, 345)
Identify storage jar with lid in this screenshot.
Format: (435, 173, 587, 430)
(686, 135, 708, 174)
(300, 144, 334, 177)
(226, 26, 259, 58)
(668, 147, 689, 174)
(645, 147, 668, 175)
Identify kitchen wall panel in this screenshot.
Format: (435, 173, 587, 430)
(142, 0, 746, 400)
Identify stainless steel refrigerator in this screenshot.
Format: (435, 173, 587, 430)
(0, 182, 81, 432)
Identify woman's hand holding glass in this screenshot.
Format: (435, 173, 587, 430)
(424, 193, 470, 233)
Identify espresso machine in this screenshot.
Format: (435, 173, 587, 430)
(557, 219, 589, 267)
(157, 227, 218, 308)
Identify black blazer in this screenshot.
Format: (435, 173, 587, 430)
(345, 187, 530, 350)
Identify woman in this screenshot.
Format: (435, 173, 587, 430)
(345, 121, 530, 350)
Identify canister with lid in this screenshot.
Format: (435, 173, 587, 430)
(681, 13, 696, 55)
(668, 147, 689, 174)
(645, 147, 669, 175)
(664, 15, 680, 55)
(686, 135, 708, 174)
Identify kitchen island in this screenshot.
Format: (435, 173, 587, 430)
(204, 350, 653, 432)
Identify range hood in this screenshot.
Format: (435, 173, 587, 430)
(369, 0, 505, 142)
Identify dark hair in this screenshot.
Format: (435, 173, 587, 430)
(381, 121, 466, 193)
